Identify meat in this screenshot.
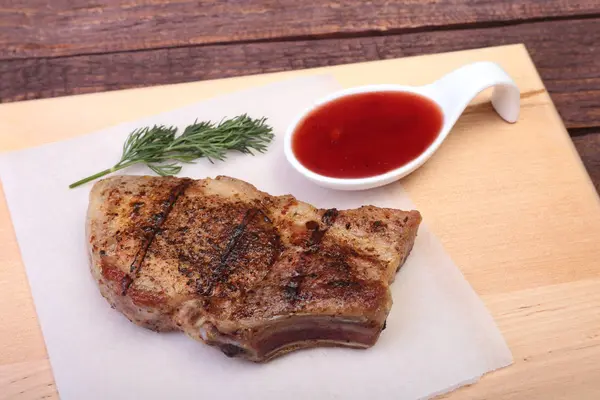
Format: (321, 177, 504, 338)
(87, 175, 422, 361)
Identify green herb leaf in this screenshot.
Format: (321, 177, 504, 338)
(68, 115, 273, 188)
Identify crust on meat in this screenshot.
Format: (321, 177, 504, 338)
(87, 175, 421, 361)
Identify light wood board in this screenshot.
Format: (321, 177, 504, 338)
(1, 44, 599, 399)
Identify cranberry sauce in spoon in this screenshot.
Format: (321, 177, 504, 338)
(292, 91, 444, 179)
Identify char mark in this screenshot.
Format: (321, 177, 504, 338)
(321, 208, 339, 226)
(304, 208, 338, 252)
(219, 343, 248, 358)
(283, 274, 306, 302)
(219, 208, 262, 265)
(120, 275, 133, 296)
(327, 280, 359, 288)
(198, 208, 279, 296)
(124, 178, 192, 294)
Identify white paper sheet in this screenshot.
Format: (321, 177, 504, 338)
(0, 75, 511, 400)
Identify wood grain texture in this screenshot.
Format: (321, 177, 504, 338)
(0, 360, 56, 400)
(445, 279, 600, 399)
(573, 131, 600, 194)
(2, 0, 600, 60)
(2, 18, 599, 131)
(1, 45, 600, 399)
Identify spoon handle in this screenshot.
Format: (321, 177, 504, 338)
(421, 61, 520, 128)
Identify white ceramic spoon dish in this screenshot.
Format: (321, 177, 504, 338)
(284, 61, 520, 190)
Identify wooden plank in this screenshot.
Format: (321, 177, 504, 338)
(443, 279, 600, 399)
(573, 131, 600, 195)
(1, 0, 600, 60)
(2, 18, 599, 130)
(0, 360, 56, 399)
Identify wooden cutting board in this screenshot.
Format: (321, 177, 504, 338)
(1, 44, 599, 399)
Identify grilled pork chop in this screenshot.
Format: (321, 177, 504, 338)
(87, 175, 421, 361)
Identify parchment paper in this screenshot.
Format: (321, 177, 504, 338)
(0, 75, 511, 400)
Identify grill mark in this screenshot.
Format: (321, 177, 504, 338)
(286, 213, 384, 305)
(120, 275, 133, 296)
(283, 208, 340, 303)
(220, 209, 262, 265)
(198, 208, 273, 296)
(196, 208, 281, 296)
(123, 178, 193, 295)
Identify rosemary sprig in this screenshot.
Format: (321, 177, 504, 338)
(69, 114, 273, 188)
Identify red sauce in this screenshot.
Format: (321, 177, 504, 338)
(292, 91, 443, 178)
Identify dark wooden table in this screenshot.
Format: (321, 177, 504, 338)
(1, 1, 599, 193)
